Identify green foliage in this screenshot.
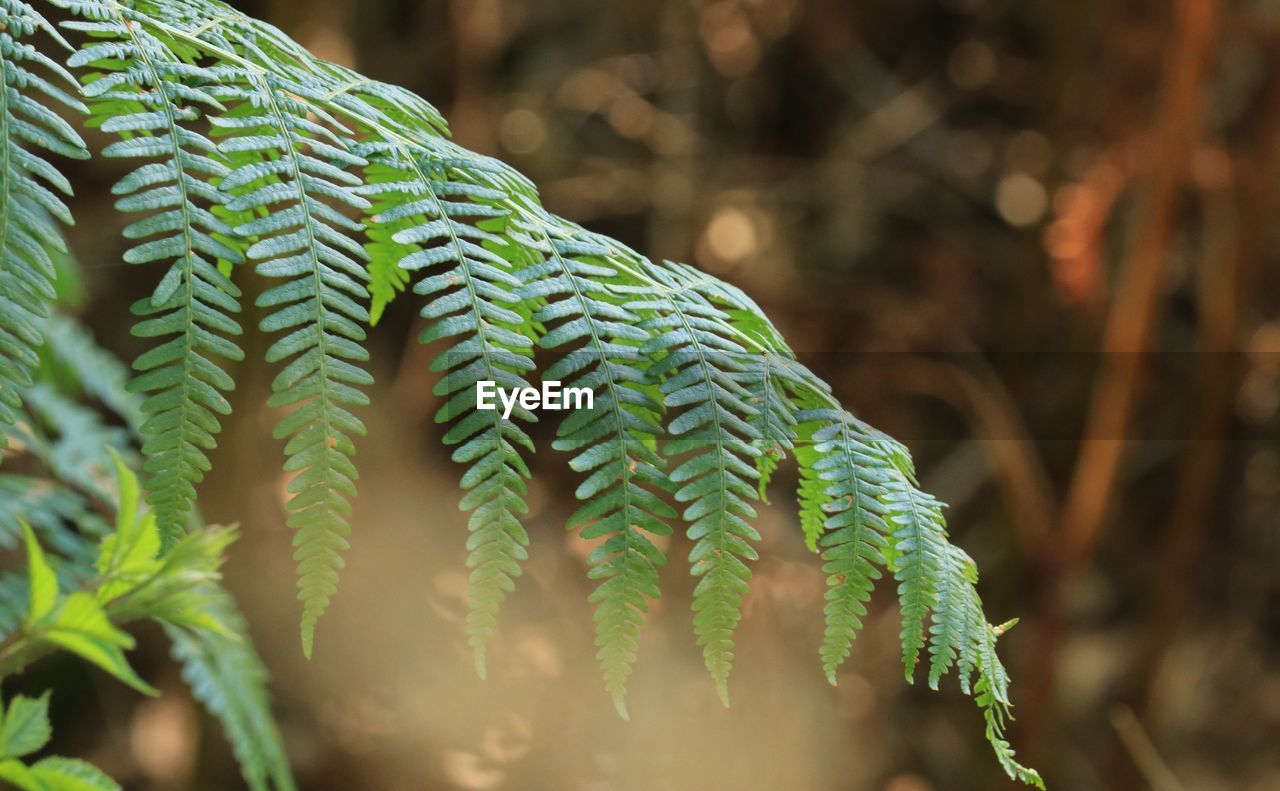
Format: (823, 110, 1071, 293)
(518, 229, 673, 717)
(0, 0, 88, 452)
(804, 420, 891, 683)
(218, 79, 375, 659)
(67, 8, 245, 546)
(166, 591, 295, 791)
(0, 0, 1042, 782)
(1, 343, 295, 791)
(362, 152, 539, 676)
(638, 275, 766, 705)
(0, 691, 120, 791)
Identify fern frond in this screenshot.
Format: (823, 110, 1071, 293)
(974, 626, 1044, 788)
(0, 572, 26, 638)
(361, 148, 537, 676)
(0, 475, 93, 559)
(64, 14, 243, 545)
(211, 76, 372, 658)
(17, 384, 132, 503)
(166, 590, 295, 791)
(40, 316, 144, 432)
(881, 462, 947, 681)
(515, 218, 673, 717)
(0, 0, 88, 450)
(740, 353, 796, 501)
(795, 436, 830, 553)
(803, 419, 892, 683)
(631, 261, 763, 705)
(927, 542, 985, 692)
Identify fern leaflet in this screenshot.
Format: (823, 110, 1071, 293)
(66, 7, 245, 545)
(362, 147, 538, 676)
(0, 0, 87, 451)
(516, 218, 673, 716)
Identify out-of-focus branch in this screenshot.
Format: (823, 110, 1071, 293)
(1058, 0, 1223, 565)
(1111, 706, 1188, 791)
(1020, 0, 1224, 754)
(1131, 53, 1280, 715)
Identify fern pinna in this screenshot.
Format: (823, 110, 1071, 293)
(0, 0, 1042, 782)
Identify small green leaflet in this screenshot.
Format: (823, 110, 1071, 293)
(0, 690, 121, 791)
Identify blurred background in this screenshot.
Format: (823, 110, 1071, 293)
(38, 0, 1280, 788)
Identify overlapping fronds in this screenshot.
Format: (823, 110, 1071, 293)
(21, 0, 1043, 781)
(793, 407, 1041, 786)
(629, 261, 766, 704)
(3, 389, 296, 789)
(802, 419, 893, 682)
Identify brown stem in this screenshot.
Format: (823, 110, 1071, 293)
(1129, 50, 1280, 718)
(1057, 0, 1223, 566)
(1019, 0, 1225, 752)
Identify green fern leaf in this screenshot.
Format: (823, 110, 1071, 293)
(0, 0, 88, 451)
(633, 260, 764, 705)
(361, 149, 537, 677)
(17, 384, 132, 503)
(65, 13, 244, 545)
(927, 542, 985, 692)
(212, 78, 373, 658)
(40, 315, 144, 432)
(166, 590, 296, 791)
(881, 462, 947, 681)
(974, 627, 1044, 788)
(803, 418, 892, 683)
(741, 353, 796, 501)
(0, 475, 92, 558)
(516, 220, 673, 717)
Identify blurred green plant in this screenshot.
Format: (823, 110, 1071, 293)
(0, 0, 1042, 784)
(0, 458, 294, 790)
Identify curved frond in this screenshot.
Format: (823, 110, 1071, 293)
(25, 3, 1044, 781)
